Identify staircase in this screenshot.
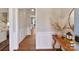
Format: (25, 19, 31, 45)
(0, 39, 9, 51)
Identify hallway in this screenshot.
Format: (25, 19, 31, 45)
(18, 27, 36, 51)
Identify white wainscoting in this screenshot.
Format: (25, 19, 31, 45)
(36, 32, 60, 49)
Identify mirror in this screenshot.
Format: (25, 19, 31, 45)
(68, 8, 74, 31)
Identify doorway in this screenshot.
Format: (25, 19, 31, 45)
(17, 8, 36, 51)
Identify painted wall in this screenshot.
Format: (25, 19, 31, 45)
(18, 9, 28, 43)
(36, 8, 55, 49)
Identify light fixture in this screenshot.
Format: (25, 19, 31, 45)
(7, 22, 9, 27)
(31, 8, 34, 12)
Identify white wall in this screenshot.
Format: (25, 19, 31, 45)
(0, 8, 8, 13)
(36, 9, 54, 49)
(18, 9, 28, 43)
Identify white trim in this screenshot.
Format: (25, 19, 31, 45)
(9, 8, 19, 51)
(15, 8, 19, 50)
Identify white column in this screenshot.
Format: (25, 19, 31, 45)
(9, 8, 19, 51)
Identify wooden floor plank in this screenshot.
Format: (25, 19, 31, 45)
(17, 27, 36, 51)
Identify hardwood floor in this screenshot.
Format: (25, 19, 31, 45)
(17, 27, 62, 51)
(17, 27, 36, 51)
